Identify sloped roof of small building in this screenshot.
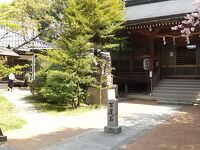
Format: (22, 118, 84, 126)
(0, 47, 19, 57)
(125, 0, 196, 25)
(0, 27, 54, 51)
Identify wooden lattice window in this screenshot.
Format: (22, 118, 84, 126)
(176, 46, 196, 65)
(134, 59, 144, 72)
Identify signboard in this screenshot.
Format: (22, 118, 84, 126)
(107, 99, 118, 127)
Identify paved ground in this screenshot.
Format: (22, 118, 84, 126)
(0, 88, 181, 150)
(121, 105, 200, 150)
(37, 102, 180, 150)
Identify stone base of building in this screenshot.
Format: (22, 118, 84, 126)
(104, 126, 122, 135)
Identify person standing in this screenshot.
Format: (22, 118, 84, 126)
(8, 72, 15, 91)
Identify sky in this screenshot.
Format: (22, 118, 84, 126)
(0, 0, 12, 4)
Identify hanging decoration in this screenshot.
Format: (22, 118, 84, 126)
(186, 37, 190, 44)
(162, 36, 166, 45)
(159, 31, 200, 46)
(173, 37, 176, 45)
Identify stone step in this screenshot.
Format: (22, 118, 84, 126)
(155, 96, 196, 105)
(153, 89, 200, 95)
(159, 79, 200, 83)
(153, 79, 200, 105)
(154, 87, 200, 91)
(157, 100, 194, 105)
(153, 93, 200, 99)
(158, 82, 200, 86)
(156, 84, 200, 88)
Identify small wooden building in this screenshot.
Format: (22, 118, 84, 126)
(112, 0, 199, 96)
(0, 26, 54, 81)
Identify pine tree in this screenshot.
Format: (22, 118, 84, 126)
(33, 0, 125, 107)
(57, 0, 125, 106)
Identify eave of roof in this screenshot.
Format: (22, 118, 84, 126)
(125, 0, 169, 7)
(0, 47, 19, 57)
(125, 0, 196, 25)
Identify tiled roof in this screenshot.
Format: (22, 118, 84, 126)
(0, 27, 54, 51)
(125, 0, 196, 24)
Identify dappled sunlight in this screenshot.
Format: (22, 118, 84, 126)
(118, 102, 181, 127)
(120, 106, 200, 150)
(4, 108, 107, 139)
(172, 112, 194, 124)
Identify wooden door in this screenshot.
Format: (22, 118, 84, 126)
(160, 45, 199, 78)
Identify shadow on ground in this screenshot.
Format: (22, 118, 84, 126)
(5, 127, 90, 150)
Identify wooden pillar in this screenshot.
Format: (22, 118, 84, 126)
(32, 54, 36, 80)
(149, 37, 154, 72)
(129, 53, 133, 73)
(149, 37, 154, 95)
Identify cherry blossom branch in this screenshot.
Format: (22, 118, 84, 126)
(171, 0, 200, 44)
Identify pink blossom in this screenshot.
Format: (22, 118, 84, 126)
(178, 24, 183, 28)
(171, 0, 200, 44)
(171, 26, 178, 30)
(191, 27, 195, 31)
(191, 12, 198, 17)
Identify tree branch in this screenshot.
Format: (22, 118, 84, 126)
(0, 32, 8, 40)
(14, 27, 58, 50)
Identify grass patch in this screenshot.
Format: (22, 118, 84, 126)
(23, 95, 104, 116)
(0, 95, 26, 132)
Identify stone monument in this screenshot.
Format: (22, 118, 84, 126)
(104, 98, 122, 135)
(86, 51, 118, 105)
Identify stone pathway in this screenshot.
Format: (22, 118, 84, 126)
(39, 103, 181, 150)
(1, 89, 106, 139)
(0, 88, 182, 150)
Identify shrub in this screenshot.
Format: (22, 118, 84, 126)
(39, 70, 85, 107)
(30, 71, 47, 96)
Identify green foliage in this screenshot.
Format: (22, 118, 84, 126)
(31, 68, 93, 107)
(40, 70, 78, 105)
(58, 0, 125, 51)
(30, 0, 125, 107)
(0, 0, 65, 42)
(30, 70, 47, 96)
(0, 58, 29, 79)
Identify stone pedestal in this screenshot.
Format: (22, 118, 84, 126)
(0, 128, 7, 142)
(104, 99, 121, 135)
(86, 85, 118, 105)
